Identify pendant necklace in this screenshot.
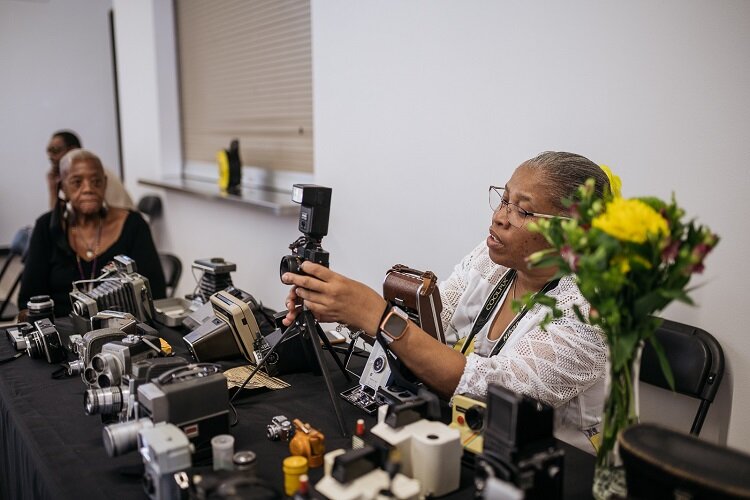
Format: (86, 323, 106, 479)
(73, 218, 103, 282)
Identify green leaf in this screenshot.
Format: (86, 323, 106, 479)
(648, 335, 675, 391)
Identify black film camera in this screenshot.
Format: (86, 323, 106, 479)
(24, 318, 66, 364)
(474, 384, 564, 500)
(279, 184, 332, 278)
(103, 363, 230, 461)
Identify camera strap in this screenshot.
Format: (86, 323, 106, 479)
(458, 269, 559, 357)
(0, 352, 23, 364)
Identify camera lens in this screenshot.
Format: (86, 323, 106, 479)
(27, 295, 55, 325)
(25, 331, 42, 358)
(103, 418, 153, 457)
(465, 405, 486, 432)
(85, 387, 124, 416)
(279, 255, 303, 279)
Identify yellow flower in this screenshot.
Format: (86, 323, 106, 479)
(600, 164, 622, 198)
(612, 256, 631, 274)
(592, 198, 669, 244)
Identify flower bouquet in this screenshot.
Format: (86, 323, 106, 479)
(520, 168, 719, 498)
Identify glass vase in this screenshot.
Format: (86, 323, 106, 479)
(592, 340, 644, 500)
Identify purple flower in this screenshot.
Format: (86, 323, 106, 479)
(561, 245, 579, 271)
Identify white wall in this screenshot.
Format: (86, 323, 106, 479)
(0, 0, 118, 242)
(116, 0, 750, 453)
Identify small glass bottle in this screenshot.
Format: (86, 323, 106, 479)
(352, 418, 366, 449)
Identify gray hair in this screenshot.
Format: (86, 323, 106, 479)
(59, 148, 104, 180)
(522, 151, 611, 210)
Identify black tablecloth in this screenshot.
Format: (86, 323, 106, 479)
(0, 319, 593, 499)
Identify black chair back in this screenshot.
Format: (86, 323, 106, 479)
(0, 226, 32, 320)
(159, 253, 182, 298)
(640, 318, 724, 435)
(620, 423, 750, 499)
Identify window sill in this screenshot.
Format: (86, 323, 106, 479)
(138, 176, 299, 216)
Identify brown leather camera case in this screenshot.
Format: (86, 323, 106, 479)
(382, 264, 445, 343)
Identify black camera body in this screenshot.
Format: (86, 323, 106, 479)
(279, 184, 332, 278)
(103, 363, 229, 462)
(25, 318, 66, 364)
(475, 384, 564, 500)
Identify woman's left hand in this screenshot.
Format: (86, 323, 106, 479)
(281, 261, 387, 336)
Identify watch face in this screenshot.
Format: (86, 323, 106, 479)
(383, 309, 409, 340)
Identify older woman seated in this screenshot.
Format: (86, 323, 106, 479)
(18, 149, 166, 319)
(281, 151, 610, 453)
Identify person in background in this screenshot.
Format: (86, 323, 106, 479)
(45, 130, 134, 210)
(19, 149, 165, 319)
(281, 151, 611, 453)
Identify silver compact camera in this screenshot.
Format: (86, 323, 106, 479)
(266, 415, 294, 441)
(25, 318, 66, 364)
(5, 322, 34, 351)
(69, 255, 155, 330)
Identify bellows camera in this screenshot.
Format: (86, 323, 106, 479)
(279, 184, 332, 278)
(475, 384, 564, 500)
(69, 255, 155, 331)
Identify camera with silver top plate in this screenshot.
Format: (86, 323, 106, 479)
(66, 310, 139, 377)
(24, 318, 66, 364)
(103, 363, 230, 462)
(266, 415, 294, 442)
(69, 255, 155, 331)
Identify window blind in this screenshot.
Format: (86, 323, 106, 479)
(176, 0, 313, 173)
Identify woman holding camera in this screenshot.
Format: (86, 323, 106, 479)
(281, 151, 610, 453)
(18, 149, 166, 319)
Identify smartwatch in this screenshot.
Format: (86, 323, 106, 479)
(379, 306, 410, 344)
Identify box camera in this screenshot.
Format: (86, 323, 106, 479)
(279, 184, 332, 278)
(24, 318, 66, 364)
(475, 384, 564, 500)
(83, 333, 164, 389)
(138, 422, 193, 500)
(103, 363, 229, 461)
(69, 255, 155, 331)
(85, 356, 189, 422)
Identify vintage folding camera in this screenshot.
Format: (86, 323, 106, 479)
(382, 264, 445, 343)
(83, 333, 164, 389)
(103, 363, 230, 461)
(69, 255, 155, 331)
(475, 384, 564, 500)
(85, 356, 189, 422)
(138, 422, 193, 500)
(24, 318, 66, 364)
(192, 257, 237, 304)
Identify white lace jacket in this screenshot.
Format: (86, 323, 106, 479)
(441, 241, 607, 453)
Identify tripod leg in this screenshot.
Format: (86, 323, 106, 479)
(315, 323, 351, 382)
(301, 310, 349, 437)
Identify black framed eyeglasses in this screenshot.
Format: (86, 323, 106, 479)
(488, 186, 570, 228)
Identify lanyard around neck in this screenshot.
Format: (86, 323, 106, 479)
(459, 269, 559, 356)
